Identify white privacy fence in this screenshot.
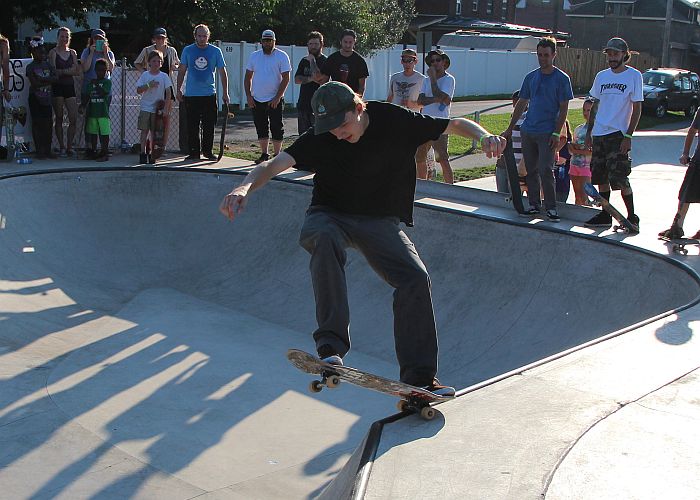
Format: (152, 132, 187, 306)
(215, 42, 539, 109)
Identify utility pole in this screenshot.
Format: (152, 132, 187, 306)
(662, 0, 673, 67)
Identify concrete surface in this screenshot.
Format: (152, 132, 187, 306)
(1, 128, 700, 500)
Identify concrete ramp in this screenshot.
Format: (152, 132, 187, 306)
(0, 169, 697, 498)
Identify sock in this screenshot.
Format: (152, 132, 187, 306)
(621, 192, 635, 217)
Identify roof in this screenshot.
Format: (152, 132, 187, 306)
(568, 0, 700, 17)
(438, 32, 541, 51)
(411, 15, 570, 40)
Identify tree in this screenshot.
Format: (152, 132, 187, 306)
(2, 1, 102, 44)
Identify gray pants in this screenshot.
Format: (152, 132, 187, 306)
(298, 207, 438, 386)
(521, 131, 556, 210)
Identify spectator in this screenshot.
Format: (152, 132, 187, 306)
(387, 48, 424, 111)
(80, 59, 111, 161)
(568, 98, 594, 205)
(244, 29, 291, 164)
(554, 120, 572, 203)
(176, 24, 229, 161)
(220, 81, 507, 397)
(134, 28, 180, 77)
(322, 29, 369, 97)
(503, 37, 573, 222)
(48, 27, 80, 157)
(26, 37, 57, 159)
(295, 31, 328, 134)
(80, 29, 115, 102)
(658, 107, 700, 239)
(416, 50, 456, 183)
(584, 37, 642, 231)
(135, 50, 173, 164)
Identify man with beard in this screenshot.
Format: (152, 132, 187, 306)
(584, 37, 643, 231)
(177, 24, 229, 161)
(245, 29, 292, 164)
(322, 29, 369, 97)
(294, 31, 328, 134)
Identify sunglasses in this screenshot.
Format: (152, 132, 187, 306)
(401, 57, 416, 63)
(430, 58, 443, 63)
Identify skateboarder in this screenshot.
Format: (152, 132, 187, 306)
(220, 81, 505, 397)
(659, 108, 700, 240)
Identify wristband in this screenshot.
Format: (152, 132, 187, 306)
(479, 134, 490, 146)
(551, 132, 560, 138)
(623, 133, 633, 139)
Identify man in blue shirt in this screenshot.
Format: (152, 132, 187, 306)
(504, 37, 573, 222)
(176, 24, 229, 161)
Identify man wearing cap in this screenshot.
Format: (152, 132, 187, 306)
(387, 49, 424, 112)
(219, 81, 506, 397)
(417, 49, 455, 183)
(245, 29, 292, 164)
(322, 29, 369, 97)
(503, 37, 573, 222)
(584, 37, 643, 230)
(295, 31, 328, 134)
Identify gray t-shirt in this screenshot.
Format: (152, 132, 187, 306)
(388, 71, 425, 107)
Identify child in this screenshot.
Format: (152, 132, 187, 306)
(135, 50, 172, 163)
(80, 59, 111, 161)
(25, 37, 57, 159)
(554, 120, 572, 203)
(568, 99, 594, 206)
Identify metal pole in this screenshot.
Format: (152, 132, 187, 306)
(120, 57, 126, 150)
(662, 0, 673, 67)
(472, 110, 481, 150)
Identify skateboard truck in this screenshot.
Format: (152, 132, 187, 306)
(309, 368, 341, 393)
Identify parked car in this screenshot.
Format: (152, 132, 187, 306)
(642, 68, 699, 118)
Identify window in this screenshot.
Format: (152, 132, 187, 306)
(502, 0, 508, 20)
(682, 77, 691, 91)
(605, 2, 634, 17)
(691, 74, 700, 91)
(487, 0, 493, 14)
(457, 0, 462, 15)
(473, 0, 479, 12)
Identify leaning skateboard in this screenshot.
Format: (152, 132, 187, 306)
(216, 108, 232, 162)
(287, 349, 454, 420)
(659, 236, 699, 255)
(151, 100, 166, 160)
(584, 183, 639, 233)
(502, 139, 525, 214)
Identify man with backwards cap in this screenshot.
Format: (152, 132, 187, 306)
(244, 29, 292, 164)
(219, 81, 506, 396)
(584, 37, 643, 230)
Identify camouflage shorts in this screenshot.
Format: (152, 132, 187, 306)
(590, 132, 632, 190)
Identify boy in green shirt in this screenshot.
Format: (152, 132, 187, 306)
(80, 59, 111, 161)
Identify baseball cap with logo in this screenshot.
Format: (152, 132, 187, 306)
(261, 29, 276, 40)
(311, 81, 357, 135)
(603, 37, 629, 52)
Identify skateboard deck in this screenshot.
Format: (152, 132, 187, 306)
(584, 183, 639, 233)
(151, 100, 166, 160)
(287, 349, 453, 420)
(659, 236, 699, 255)
(216, 108, 231, 162)
(502, 139, 525, 214)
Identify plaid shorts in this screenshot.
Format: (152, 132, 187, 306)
(590, 131, 631, 190)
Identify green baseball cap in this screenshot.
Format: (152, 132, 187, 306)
(311, 81, 356, 135)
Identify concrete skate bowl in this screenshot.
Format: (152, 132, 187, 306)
(1, 169, 698, 499)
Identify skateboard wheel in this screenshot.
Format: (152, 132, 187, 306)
(309, 380, 323, 393)
(420, 406, 436, 420)
(397, 400, 409, 412)
(326, 375, 340, 389)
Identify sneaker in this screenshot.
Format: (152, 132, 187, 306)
(148, 153, 156, 165)
(421, 378, 455, 398)
(254, 153, 270, 164)
(584, 211, 612, 227)
(519, 206, 540, 217)
(185, 154, 201, 160)
(202, 152, 217, 161)
(318, 344, 344, 366)
(546, 209, 560, 222)
(139, 153, 148, 164)
(627, 213, 640, 232)
(659, 224, 684, 239)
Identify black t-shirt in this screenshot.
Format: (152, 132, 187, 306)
(323, 51, 369, 94)
(295, 53, 328, 112)
(284, 101, 449, 225)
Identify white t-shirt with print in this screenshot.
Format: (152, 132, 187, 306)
(420, 72, 455, 118)
(136, 71, 173, 112)
(589, 66, 643, 137)
(246, 48, 292, 102)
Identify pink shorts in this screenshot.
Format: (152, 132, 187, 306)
(569, 164, 591, 177)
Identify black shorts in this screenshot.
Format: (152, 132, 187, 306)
(52, 83, 76, 99)
(679, 158, 700, 203)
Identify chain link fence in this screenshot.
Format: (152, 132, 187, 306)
(52, 58, 183, 153)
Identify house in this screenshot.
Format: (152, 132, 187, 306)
(513, 0, 575, 33)
(566, 0, 700, 71)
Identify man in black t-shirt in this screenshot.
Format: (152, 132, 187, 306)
(220, 81, 505, 395)
(294, 31, 328, 134)
(321, 29, 369, 97)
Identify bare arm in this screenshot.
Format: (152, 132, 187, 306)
(585, 99, 598, 148)
(219, 152, 297, 220)
(244, 69, 255, 108)
(270, 71, 290, 108)
(176, 62, 187, 101)
(357, 77, 366, 98)
(550, 101, 569, 151)
(445, 117, 506, 158)
(219, 66, 230, 104)
(680, 126, 698, 165)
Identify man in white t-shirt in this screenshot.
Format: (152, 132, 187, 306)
(416, 50, 456, 183)
(244, 29, 292, 164)
(387, 48, 424, 111)
(584, 37, 643, 230)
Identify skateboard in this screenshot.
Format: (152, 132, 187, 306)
(216, 108, 231, 162)
(584, 183, 639, 233)
(287, 349, 454, 420)
(151, 100, 166, 160)
(659, 236, 699, 255)
(501, 139, 525, 214)
(4, 105, 16, 162)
